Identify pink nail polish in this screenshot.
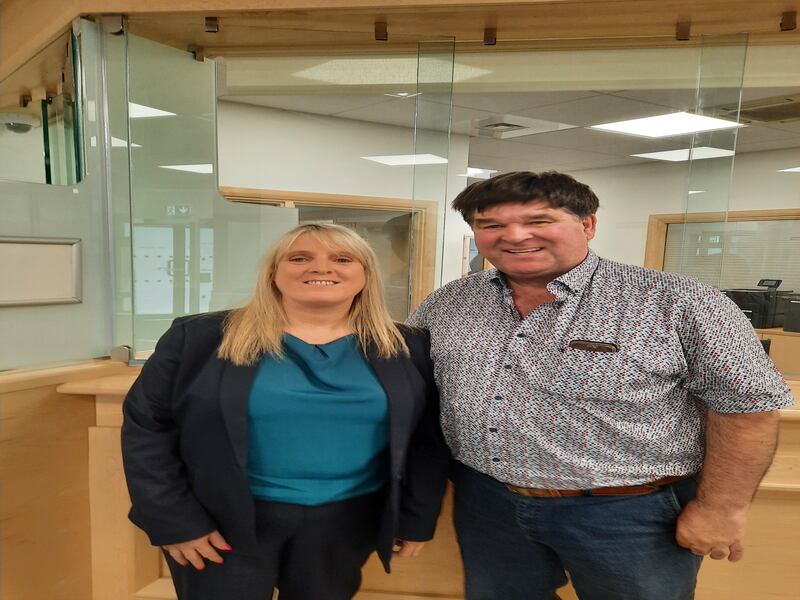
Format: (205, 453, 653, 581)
(222, 544, 233, 551)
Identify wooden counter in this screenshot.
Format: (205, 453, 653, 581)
(0, 360, 134, 600)
(756, 328, 800, 379)
(57, 374, 798, 600)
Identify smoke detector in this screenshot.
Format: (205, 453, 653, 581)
(0, 112, 41, 134)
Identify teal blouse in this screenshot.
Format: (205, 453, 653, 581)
(246, 333, 389, 505)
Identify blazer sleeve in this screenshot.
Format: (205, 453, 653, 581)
(397, 328, 451, 541)
(121, 318, 218, 546)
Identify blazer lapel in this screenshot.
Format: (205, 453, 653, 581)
(367, 347, 415, 474)
(218, 359, 259, 474)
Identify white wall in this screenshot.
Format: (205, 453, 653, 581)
(0, 125, 46, 184)
(571, 146, 800, 266)
(217, 101, 471, 284)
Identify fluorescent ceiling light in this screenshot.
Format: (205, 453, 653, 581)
(361, 154, 448, 166)
(457, 167, 498, 179)
(777, 166, 800, 172)
(159, 164, 214, 173)
(591, 111, 743, 138)
(687, 190, 705, 195)
(111, 137, 142, 148)
(129, 102, 176, 118)
(631, 146, 735, 162)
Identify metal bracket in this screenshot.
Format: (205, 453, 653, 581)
(110, 345, 132, 363)
(781, 11, 797, 32)
(188, 44, 206, 62)
(375, 21, 388, 41)
(205, 16, 220, 33)
(483, 27, 497, 46)
(100, 15, 125, 35)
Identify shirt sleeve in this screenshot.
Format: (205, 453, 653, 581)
(677, 287, 794, 413)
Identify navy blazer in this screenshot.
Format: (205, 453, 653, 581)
(121, 311, 450, 572)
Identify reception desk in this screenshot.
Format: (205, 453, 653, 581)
(51, 373, 799, 600)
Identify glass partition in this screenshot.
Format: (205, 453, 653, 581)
(120, 33, 299, 357)
(677, 34, 748, 286)
(413, 40, 455, 290)
(0, 30, 83, 186)
(0, 19, 110, 371)
(215, 38, 455, 309)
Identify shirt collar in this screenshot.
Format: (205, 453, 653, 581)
(489, 249, 600, 298)
(551, 250, 599, 295)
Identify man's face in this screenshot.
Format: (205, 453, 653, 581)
(471, 200, 597, 285)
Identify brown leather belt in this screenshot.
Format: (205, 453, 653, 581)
(506, 475, 690, 498)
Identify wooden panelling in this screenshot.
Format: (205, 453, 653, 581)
(0, 384, 95, 600)
(0, 0, 78, 84)
(89, 426, 162, 600)
(5, 0, 800, 98)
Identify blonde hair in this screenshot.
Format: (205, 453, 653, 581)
(218, 223, 409, 365)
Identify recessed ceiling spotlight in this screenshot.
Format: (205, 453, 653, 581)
(687, 190, 705, 195)
(592, 111, 743, 138)
(777, 166, 800, 172)
(631, 147, 735, 162)
(361, 154, 448, 166)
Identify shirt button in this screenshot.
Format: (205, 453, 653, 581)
(491, 457, 500, 463)
(504, 364, 512, 369)
(516, 333, 526, 338)
(488, 427, 498, 433)
(494, 395, 502, 400)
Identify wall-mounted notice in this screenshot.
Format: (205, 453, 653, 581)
(0, 236, 82, 306)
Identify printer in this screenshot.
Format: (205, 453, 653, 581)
(722, 279, 793, 329)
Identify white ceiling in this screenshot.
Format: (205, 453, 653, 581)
(217, 47, 800, 174)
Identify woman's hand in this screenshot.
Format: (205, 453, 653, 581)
(163, 530, 232, 570)
(392, 539, 425, 557)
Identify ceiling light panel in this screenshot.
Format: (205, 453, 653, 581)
(592, 111, 743, 138)
(129, 103, 176, 118)
(159, 164, 214, 173)
(361, 154, 448, 166)
(631, 146, 736, 162)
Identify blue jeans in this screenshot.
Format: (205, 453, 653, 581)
(451, 461, 702, 600)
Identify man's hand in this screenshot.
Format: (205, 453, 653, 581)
(163, 530, 232, 570)
(393, 539, 425, 557)
(675, 499, 747, 562)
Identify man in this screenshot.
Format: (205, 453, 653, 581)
(408, 171, 793, 600)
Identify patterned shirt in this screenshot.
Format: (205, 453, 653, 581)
(408, 251, 794, 488)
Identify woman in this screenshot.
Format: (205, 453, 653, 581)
(121, 223, 450, 600)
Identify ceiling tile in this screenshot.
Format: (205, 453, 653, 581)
(514, 93, 670, 127)
(451, 91, 599, 113)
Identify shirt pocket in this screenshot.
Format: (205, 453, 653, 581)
(553, 347, 630, 401)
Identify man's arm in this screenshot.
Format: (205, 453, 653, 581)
(676, 409, 780, 562)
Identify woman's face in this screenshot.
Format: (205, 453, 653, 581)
(273, 233, 367, 312)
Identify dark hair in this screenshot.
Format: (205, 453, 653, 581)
(452, 171, 599, 222)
